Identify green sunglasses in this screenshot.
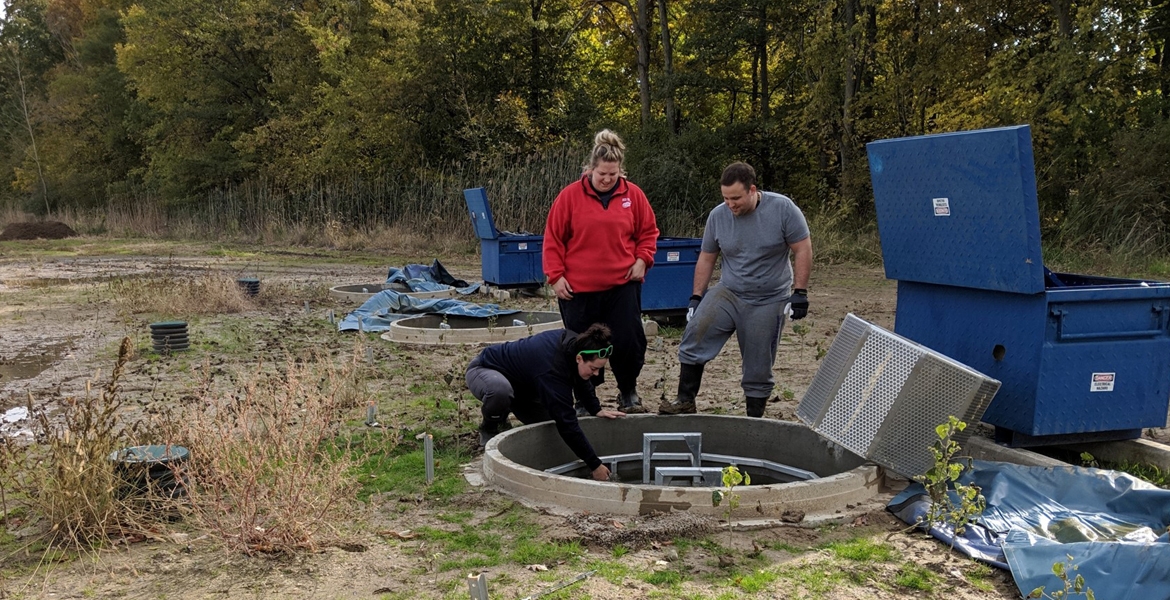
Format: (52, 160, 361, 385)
(578, 345, 614, 359)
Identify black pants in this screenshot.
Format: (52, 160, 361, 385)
(465, 356, 551, 425)
(557, 280, 646, 393)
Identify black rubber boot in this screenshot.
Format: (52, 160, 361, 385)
(618, 388, 646, 414)
(745, 395, 769, 418)
(658, 363, 705, 415)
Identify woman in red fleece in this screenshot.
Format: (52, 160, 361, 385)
(543, 129, 659, 413)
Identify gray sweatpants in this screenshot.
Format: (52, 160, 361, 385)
(465, 356, 551, 426)
(677, 283, 788, 397)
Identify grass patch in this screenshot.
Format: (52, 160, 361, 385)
(353, 442, 469, 501)
(821, 537, 897, 562)
(732, 567, 781, 592)
(771, 562, 852, 598)
(509, 539, 582, 565)
(641, 568, 686, 587)
(588, 558, 633, 584)
(895, 562, 939, 591)
(1112, 461, 1170, 488)
(965, 562, 996, 592)
(414, 504, 580, 572)
(611, 544, 630, 558)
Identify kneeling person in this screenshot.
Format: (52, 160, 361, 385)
(465, 324, 626, 481)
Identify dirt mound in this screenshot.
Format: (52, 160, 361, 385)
(0, 221, 78, 241)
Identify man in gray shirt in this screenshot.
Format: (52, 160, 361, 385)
(657, 162, 812, 417)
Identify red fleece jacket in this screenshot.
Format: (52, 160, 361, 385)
(543, 175, 659, 293)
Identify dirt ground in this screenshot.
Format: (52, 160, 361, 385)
(0, 238, 1083, 599)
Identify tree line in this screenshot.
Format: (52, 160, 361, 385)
(2, 0, 1169, 250)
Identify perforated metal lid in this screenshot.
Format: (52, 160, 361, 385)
(463, 187, 499, 240)
(867, 125, 1045, 294)
(798, 314, 1000, 477)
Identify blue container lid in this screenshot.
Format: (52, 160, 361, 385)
(867, 125, 1045, 294)
(657, 236, 702, 247)
(463, 187, 499, 241)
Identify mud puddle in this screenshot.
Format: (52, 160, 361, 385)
(0, 340, 72, 396)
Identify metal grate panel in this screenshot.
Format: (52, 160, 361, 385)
(799, 314, 1001, 476)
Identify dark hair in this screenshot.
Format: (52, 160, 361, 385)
(572, 323, 612, 355)
(720, 162, 756, 189)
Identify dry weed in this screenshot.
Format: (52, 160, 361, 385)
(168, 347, 369, 555)
(0, 338, 170, 550)
(109, 273, 253, 316)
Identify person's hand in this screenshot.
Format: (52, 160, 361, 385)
(686, 295, 702, 322)
(625, 258, 647, 281)
(789, 289, 809, 320)
(591, 464, 611, 481)
(596, 409, 626, 419)
(552, 277, 574, 300)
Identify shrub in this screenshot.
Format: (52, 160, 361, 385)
(166, 349, 367, 554)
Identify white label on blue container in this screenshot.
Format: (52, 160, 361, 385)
(1091, 372, 1115, 392)
(933, 198, 951, 216)
(667, 252, 680, 262)
(518, 242, 528, 250)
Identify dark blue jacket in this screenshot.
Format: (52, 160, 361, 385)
(476, 329, 603, 470)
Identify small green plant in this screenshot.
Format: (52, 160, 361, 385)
(1028, 555, 1095, 599)
(916, 417, 986, 543)
(712, 465, 750, 542)
(790, 322, 811, 354)
(1079, 452, 1099, 468)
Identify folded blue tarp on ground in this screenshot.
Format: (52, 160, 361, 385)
(888, 460, 1170, 598)
(386, 259, 481, 294)
(338, 289, 518, 332)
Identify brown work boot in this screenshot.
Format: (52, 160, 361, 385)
(657, 363, 704, 415)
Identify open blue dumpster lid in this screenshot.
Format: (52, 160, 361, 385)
(463, 187, 499, 241)
(867, 125, 1045, 294)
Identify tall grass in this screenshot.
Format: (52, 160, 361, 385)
(4, 142, 1167, 269)
(165, 347, 370, 555)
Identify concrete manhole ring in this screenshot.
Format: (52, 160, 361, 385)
(380, 311, 563, 345)
(483, 414, 881, 517)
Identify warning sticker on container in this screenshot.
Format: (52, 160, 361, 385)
(667, 251, 680, 262)
(933, 198, 951, 217)
(518, 242, 528, 250)
(1091, 372, 1115, 392)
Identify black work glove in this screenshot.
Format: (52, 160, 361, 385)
(789, 289, 809, 320)
(686, 294, 702, 322)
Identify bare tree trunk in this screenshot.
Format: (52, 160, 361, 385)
(1051, 0, 1073, 39)
(530, 0, 545, 116)
(657, 0, 678, 132)
(758, 3, 769, 120)
(9, 44, 50, 215)
(635, 0, 652, 127)
(841, 0, 858, 180)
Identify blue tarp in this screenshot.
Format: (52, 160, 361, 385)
(338, 289, 518, 332)
(386, 260, 481, 295)
(889, 460, 1170, 598)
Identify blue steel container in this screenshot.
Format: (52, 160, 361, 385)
(642, 237, 702, 312)
(463, 188, 545, 287)
(868, 125, 1170, 446)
